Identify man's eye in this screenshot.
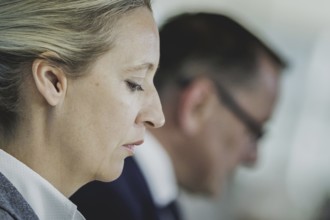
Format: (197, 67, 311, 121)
(125, 80, 144, 92)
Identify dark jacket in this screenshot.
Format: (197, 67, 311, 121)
(70, 157, 161, 220)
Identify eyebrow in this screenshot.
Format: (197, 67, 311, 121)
(124, 63, 159, 74)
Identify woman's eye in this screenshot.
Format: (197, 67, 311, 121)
(125, 80, 144, 92)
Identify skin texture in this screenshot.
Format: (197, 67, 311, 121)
(151, 52, 281, 196)
(4, 7, 164, 197)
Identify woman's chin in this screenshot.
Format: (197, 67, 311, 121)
(97, 160, 125, 183)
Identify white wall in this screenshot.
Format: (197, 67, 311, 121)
(152, 1, 330, 219)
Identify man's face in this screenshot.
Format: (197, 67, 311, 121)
(182, 55, 281, 196)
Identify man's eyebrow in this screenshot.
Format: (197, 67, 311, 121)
(124, 63, 158, 73)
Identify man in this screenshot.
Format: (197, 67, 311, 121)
(70, 12, 286, 220)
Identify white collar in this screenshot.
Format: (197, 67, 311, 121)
(0, 150, 85, 220)
(134, 132, 178, 207)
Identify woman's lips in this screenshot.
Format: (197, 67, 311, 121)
(122, 140, 144, 154)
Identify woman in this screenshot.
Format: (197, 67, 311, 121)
(0, 0, 164, 219)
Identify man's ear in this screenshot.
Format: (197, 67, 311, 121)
(31, 54, 67, 106)
(177, 77, 216, 136)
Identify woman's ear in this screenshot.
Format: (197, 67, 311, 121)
(177, 77, 216, 136)
(31, 54, 67, 106)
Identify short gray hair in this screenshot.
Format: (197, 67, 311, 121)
(0, 0, 152, 144)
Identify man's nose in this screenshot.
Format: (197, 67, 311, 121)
(242, 143, 258, 167)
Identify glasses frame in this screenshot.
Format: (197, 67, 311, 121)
(179, 77, 264, 140)
(213, 81, 264, 140)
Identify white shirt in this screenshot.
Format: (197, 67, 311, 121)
(134, 132, 178, 207)
(0, 150, 85, 220)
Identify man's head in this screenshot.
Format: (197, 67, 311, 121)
(150, 12, 286, 196)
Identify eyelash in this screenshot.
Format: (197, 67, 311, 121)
(125, 80, 144, 92)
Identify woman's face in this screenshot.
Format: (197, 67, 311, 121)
(59, 8, 164, 183)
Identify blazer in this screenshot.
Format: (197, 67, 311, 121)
(70, 157, 161, 220)
(0, 172, 39, 220)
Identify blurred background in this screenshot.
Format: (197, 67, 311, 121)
(152, 0, 330, 219)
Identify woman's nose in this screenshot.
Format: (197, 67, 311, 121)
(136, 89, 165, 129)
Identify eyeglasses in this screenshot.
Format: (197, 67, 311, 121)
(213, 81, 264, 141)
(178, 77, 264, 141)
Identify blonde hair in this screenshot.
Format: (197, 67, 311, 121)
(0, 0, 151, 143)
